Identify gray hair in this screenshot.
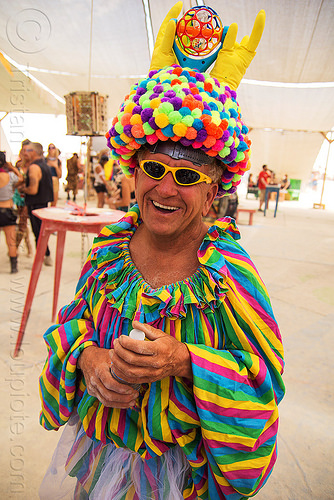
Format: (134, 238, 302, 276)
(207, 160, 224, 184)
(30, 142, 44, 156)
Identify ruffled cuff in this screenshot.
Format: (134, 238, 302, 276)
(39, 299, 97, 431)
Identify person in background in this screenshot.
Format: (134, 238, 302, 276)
(258, 164, 270, 211)
(14, 139, 33, 257)
(65, 153, 80, 202)
(38, 4, 284, 499)
(93, 154, 109, 208)
(19, 142, 54, 266)
(107, 164, 136, 212)
(0, 151, 23, 273)
(224, 191, 239, 218)
(46, 144, 62, 207)
(248, 173, 256, 187)
(280, 173, 290, 190)
(310, 170, 319, 191)
(268, 170, 278, 185)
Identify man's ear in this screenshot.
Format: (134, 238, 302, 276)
(202, 183, 219, 217)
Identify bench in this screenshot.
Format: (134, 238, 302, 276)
(236, 208, 256, 225)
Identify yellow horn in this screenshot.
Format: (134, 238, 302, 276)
(0, 52, 13, 76)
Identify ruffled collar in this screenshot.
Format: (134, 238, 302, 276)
(89, 205, 240, 321)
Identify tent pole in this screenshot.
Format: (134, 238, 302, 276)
(313, 131, 334, 210)
(84, 137, 92, 211)
(0, 112, 8, 151)
(88, 0, 94, 91)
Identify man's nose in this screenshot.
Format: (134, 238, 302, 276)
(155, 171, 179, 195)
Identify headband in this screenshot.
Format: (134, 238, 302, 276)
(106, 65, 251, 197)
(146, 140, 215, 166)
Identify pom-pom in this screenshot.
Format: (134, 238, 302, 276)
(173, 123, 188, 137)
(155, 113, 170, 128)
(148, 117, 159, 130)
(132, 124, 145, 138)
(185, 127, 198, 140)
(150, 98, 161, 109)
(130, 114, 142, 126)
(203, 136, 216, 149)
(193, 118, 203, 131)
(143, 122, 155, 135)
(114, 122, 124, 135)
(120, 113, 131, 126)
(197, 129, 207, 142)
(141, 108, 154, 122)
(169, 111, 182, 125)
(181, 115, 194, 128)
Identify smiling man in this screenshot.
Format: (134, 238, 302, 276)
(130, 142, 219, 288)
(39, 4, 284, 500)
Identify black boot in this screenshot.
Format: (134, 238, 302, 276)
(10, 256, 18, 274)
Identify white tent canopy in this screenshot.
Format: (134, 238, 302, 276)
(1, 0, 334, 183)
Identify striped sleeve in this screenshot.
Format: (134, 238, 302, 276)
(185, 343, 280, 499)
(39, 257, 97, 431)
(179, 261, 284, 498)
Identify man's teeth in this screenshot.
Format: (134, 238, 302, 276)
(153, 201, 178, 211)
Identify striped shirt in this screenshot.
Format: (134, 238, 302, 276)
(39, 205, 284, 499)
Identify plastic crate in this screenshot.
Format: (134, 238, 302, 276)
(288, 179, 302, 201)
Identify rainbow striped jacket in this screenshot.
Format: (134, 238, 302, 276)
(39, 205, 285, 499)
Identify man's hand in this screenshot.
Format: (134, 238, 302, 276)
(6, 162, 23, 183)
(17, 182, 26, 193)
(111, 321, 193, 385)
(77, 345, 139, 408)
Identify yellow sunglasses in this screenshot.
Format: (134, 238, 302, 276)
(139, 160, 212, 186)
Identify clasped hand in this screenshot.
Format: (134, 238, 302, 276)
(78, 321, 192, 408)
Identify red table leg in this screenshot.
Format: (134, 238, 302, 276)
(13, 206, 124, 358)
(52, 230, 66, 322)
(14, 221, 51, 357)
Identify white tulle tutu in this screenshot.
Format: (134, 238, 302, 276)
(39, 412, 191, 499)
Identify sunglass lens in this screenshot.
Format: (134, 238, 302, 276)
(144, 161, 165, 179)
(175, 169, 200, 185)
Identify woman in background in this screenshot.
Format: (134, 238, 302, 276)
(93, 154, 109, 208)
(0, 151, 23, 273)
(46, 143, 62, 207)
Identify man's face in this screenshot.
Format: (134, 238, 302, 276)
(134, 151, 218, 242)
(26, 146, 38, 163)
(21, 145, 31, 164)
